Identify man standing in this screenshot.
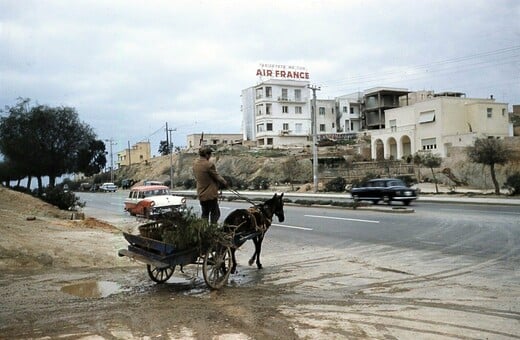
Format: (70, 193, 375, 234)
(192, 146, 228, 224)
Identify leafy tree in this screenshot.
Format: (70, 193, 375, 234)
(467, 138, 508, 195)
(76, 139, 107, 177)
(421, 153, 442, 193)
(158, 140, 170, 156)
(0, 98, 104, 190)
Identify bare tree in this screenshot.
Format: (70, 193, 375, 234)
(467, 138, 508, 195)
(421, 153, 442, 194)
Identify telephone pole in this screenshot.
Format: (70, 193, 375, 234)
(104, 138, 117, 183)
(166, 123, 177, 189)
(308, 84, 321, 193)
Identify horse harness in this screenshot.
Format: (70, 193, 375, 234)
(247, 206, 271, 234)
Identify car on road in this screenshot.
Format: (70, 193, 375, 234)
(99, 182, 117, 192)
(124, 185, 186, 218)
(350, 178, 417, 205)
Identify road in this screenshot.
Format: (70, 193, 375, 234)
(75, 191, 520, 339)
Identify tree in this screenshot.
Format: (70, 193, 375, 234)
(158, 140, 170, 156)
(76, 139, 107, 177)
(421, 152, 442, 194)
(467, 137, 508, 195)
(0, 98, 104, 190)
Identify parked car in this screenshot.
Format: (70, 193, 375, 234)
(99, 182, 117, 192)
(124, 185, 186, 218)
(350, 178, 418, 206)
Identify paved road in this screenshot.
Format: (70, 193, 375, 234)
(77, 191, 520, 339)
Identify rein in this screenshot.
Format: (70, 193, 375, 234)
(227, 188, 260, 207)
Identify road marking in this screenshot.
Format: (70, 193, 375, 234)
(304, 214, 380, 224)
(272, 223, 313, 231)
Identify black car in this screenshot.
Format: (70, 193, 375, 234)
(351, 178, 417, 206)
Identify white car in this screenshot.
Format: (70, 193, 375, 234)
(124, 185, 186, 218)
(99, 182, 117, 192)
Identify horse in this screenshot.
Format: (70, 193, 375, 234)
(223, 193, 285, 274)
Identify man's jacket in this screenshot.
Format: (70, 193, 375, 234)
(192, 157, 227, 201)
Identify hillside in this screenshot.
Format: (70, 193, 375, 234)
(111, 143, 520, 192)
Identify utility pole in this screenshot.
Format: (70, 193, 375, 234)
(104, 138, 117, 183)
(308, 84, 321, 193)
(166, 123, 177, 189)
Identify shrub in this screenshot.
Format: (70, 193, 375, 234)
(250, 176, 270, 190)
(325, 177, 347, 192)
(504, 172, 520, 196)
(39, 186, 84, 210)
(183, 178, 196, 189)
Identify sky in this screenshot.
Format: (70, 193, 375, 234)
(1, 0, 519, 157)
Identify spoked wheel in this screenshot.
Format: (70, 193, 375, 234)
(203, 245, 232, 290)
(147, 264, 174, 283)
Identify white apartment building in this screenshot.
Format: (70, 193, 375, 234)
(315, 99, 337, 134)
(336, 92, 363, 133)
(242, 79, 311, 147)
(369, 93, 511, 159)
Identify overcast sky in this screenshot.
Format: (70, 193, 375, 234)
(1, 0, 519, 156)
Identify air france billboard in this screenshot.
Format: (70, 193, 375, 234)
(256, 63, 309, 80)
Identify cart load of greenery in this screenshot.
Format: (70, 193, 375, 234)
(138, 209, 232, 250)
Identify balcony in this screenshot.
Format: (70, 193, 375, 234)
(277, 96, 308, 103)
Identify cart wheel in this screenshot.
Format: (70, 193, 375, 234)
(203, 245, 232, 289)
(147, 264, 174, 283)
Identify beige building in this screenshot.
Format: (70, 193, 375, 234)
(369, 93, 511, 159)
(186, 133, 243, 150)
(117, 141, 151, 167)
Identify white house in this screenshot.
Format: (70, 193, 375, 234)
(369, 93, 511, 159)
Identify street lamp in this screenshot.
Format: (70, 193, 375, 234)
(168, 127, 177, 189)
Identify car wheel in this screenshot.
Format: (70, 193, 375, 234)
(383, 195, 391, 205)
(403, 200, 411, 206)
(372, 200, 379, 205)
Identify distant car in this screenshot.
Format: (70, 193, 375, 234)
(124, 185, 186, 218)
(99, 182, 117, 192)
(350, 178, 417, 206)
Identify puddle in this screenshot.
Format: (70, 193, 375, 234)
(61, 280, 127, 298)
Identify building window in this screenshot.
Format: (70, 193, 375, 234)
(283, 123, 289, 130)
(256, 88, 263, 99)
(350, 107, 354, 114)
(487, 108, 492, 118)
(265, 87, 272, 98)
(282, 106, 289, 113)
(332, 122, 335, 128)
(266, 123, 273, 131)
(266, 103, 272, 115)
(256, 104, 263, 116)
(343, 106, 347, 113)
(267, 138, 273, 145)
(350, 121, 354, 131)
(421, 138, 437, 150)
(295, 106, 302, 114)
(294, 89, 301, 101)
(319, 107, 325, 115)
(295, 123, 302, 133)
(257, 124, 264, 132)
(502, 108, 506, 116)
(320, 124, 325, 132)
(389, 119, 397, 132)
(258, 139, 265, 146)
(419, 110, 435, 124)
(281, 88, 288, 100)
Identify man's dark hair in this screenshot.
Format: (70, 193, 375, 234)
(199, 146, 213, 157)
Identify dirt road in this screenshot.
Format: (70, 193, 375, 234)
(1, 187, 518, 339)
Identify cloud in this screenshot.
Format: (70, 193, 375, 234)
(1, 0, 519, 155)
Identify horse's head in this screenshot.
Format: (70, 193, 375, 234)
(271, 193, 285, 223)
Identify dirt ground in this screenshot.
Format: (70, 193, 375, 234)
(1, 187, 519, 339)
